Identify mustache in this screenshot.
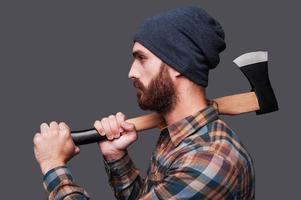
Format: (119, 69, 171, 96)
(133, 79, 145, 90)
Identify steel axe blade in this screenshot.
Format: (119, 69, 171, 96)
(233, 51, 279, 114)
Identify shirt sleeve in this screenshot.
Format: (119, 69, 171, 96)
(103, 150, 144, 200)
(139, 151, 238, 200)
(43, 166, 90, 200)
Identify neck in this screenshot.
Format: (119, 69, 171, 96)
(162, 83, 208, 125)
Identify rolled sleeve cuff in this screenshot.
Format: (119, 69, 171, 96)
(104, 151, 138, 177)
(43, 166, 72, 194)
(103, 151, 140, 190)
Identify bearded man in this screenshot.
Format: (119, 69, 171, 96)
(33, 6, 255, 200)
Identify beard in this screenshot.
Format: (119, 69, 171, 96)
(133, 64, 178, 115)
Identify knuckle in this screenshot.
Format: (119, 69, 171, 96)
(94, 120, 100, 128)
(59, 122, 67, 129)
(94, 121, 104, 134)
(108, 131, 115, 138)
(60, 130, 70, 138)
(33, 133, 41, 144)
(105, 133, 111, 139)
(59, 126, 68, 132)
(101, 117, 108, 123)
(117, 112, 126, 119)
(50, 121, 57, 125)
(59, 122, 65, 126)
(116, 113, 126, 122)
(116, 112, 124, 117)
(41, 122, 47, 127)
(100, 118, 108, 127)
(40, 123, 48, 131)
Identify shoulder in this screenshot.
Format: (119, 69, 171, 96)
(175, 119, 252, 171)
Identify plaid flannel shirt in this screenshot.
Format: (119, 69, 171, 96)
(43, 104, 255, 199)
(43, 166, 90, 200)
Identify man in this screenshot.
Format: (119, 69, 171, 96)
(33, 6, 255, 200)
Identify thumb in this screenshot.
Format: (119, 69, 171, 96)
(120, 122, 136, 132)
(74, 146, 80, 155)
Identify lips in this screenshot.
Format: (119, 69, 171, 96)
(133, 80, 143, 90)
(133, 81, 140, 89)
(133, 80, 146, 100)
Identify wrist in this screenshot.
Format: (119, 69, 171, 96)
(40, 160, 65, 175)
(103, 149, 126, 162)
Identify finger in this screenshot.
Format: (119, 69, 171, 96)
(59, 122, 71, 138)
(116, 112, 127, 120)
(40, 123, 49, 135)
(59, 122, 70, 130)
(120, 122, 138, 142)
(109, 115, 120, 139)
(101, 118, 114, 140)
(58, 122, 70, 131)
(120, 121, 136, 132)
(33, 132, 41, 145)
(116, 112, 126, 132)
(94, 120, 105, 136)
(49, 121, 59, 133)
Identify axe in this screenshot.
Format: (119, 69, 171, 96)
(71, 51, 279, 145)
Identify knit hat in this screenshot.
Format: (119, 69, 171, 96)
(133, 6, 226, 87)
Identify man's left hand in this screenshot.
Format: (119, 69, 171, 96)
(33, 121, 80, 175)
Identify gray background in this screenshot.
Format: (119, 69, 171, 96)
(0, 0, 299, 199)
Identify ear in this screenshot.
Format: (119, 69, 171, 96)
(167, 65, 181, 77)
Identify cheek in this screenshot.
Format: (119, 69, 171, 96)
(142, 59, 162, 84)
(138, 69, 153, 87)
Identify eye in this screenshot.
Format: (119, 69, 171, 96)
(137, 56, 147, 64)
(138, 55, 146, 60)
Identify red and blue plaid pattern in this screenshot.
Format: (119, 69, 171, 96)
(43, 166, 90, 200)
(43, 104, 255, 199)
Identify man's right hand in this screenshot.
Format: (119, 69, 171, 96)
(94, 112, 137, 161)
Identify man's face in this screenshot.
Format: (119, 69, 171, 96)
(128, 42, 178, 114)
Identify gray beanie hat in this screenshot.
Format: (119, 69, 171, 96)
(134, 6, 226, 87)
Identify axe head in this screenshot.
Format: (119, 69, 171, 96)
(233, 51, 279, 115)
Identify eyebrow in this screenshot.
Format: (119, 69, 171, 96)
(132, 50, 146, 58)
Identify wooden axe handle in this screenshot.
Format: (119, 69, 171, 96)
(71, 91, 260, 145)
(126, 91, 259, 131)
(213, 91, 259, 115)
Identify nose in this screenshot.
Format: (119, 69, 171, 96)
(128, 61, 139, 80)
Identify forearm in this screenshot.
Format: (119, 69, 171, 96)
(43, 166, 90, 200)
(103, 151, 144, 200)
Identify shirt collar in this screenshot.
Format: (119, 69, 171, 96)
(161, 103, 219, 147)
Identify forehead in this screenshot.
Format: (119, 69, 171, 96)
(132, 42, 152, 55)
